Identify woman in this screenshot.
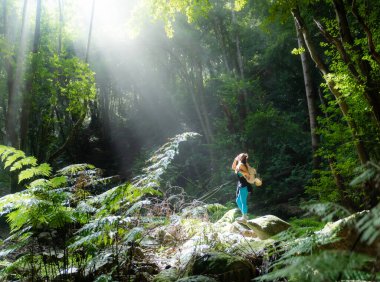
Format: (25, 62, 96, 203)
(231, 153, 260, 223)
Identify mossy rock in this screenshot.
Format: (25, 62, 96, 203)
(316, 210, 380, 260)
(176, 275, 218, 282)
(153, 268, 179, 282)
(187, 252, 254, 282)
(245, 215, 290, 239)
(216, 209, 239, 224)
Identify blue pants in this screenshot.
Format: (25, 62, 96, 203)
(236, 187, 248, 215)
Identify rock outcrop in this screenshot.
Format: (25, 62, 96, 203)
(316, 211, 380, 258)
(245, 215, 291, 239)
(187, 252, 255, 282)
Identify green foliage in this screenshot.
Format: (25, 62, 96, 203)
(0, 145, 52, 184)
(289, 217, 324, 234)
(357, 204, 380, 245)
(0, 132, 199, 280)
(258, 250, 374, 282)
(257, 203, 380, 281)
(302, 201, 351, 222)
(146, 0, 213, 36)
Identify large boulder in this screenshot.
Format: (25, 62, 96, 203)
(153, 268, 179, 282)
(316, 210, 380, 258)
(216, 209, 239, 224)
(245, 215, 290, 239)
(187, 252, 254, 282)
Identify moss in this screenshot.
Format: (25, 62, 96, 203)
(188, 252, 254, 282)
(290, 217, 325, 236)
(153, 268, 179, 282)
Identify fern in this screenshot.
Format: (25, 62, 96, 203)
(0, 146, 17, 162)
(349, 161, 380, 186)
(18, 163, 52, 183)
(123, 227, 144, 243)
(3, 150, 25, 169)
(0, 146, 39, 175)
(0, 193, 32, 216)
(302, 201, 351, 222)
(10, 156, 37, 171)
(0, 132, 201, 281)
(257, 250, 374, 282)
(57, 163, 96, 176)
(257, 204, 380, 282)
(357, 203, 380, 245)
(69, 231, 103, 249)
(132, 132, 200, 189)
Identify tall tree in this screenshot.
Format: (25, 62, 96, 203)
(294, 18, 320, 169)
(291, 5, 369, 165)
(20, 0, 41, 152)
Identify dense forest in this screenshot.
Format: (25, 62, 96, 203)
(0, 0, 379, 281)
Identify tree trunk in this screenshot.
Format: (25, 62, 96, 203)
(85, 0, 95, 63)
(194, 59, 214, 143)
(58, 0, 63, 55)
(230, 0, 248, 121)
(20, 0, 41, 153)
(212, 16, 231, 73)
(294, 18, 320, 169)
(2, 0, 17, 147)
(292, 6, 369, 165)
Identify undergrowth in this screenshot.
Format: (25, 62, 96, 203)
(0, 132, 199, 281)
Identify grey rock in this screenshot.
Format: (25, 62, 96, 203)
(245, 215, 290, 239)
(153, 268, 179, 282)
(187, 252, 254, 282)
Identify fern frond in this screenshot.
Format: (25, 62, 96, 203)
(125, 199, 151, 215)
(0, 247, 17, 259)
(84, 251, 113, 276)
(258, 250, 373, 282)
(0, 193, 32, 216)
(57, 163, 96, 176)
(10, 156, 37, 171)
(132, 132, 200, 189)
(68, 231, 103, 249)
(357, 203, 380, 245)
(28, 178, 50, 189)
(0, 147, 16, 163)
(4, 226, 32, 243)
(18, 163, 52, 183)
(76, 201, 97, 214)
(3, 150, 25, 169)
(28, 176, 67, 190)
(302, 202, 351, 222)
(76, 216, 122, 234)
(350, 161, 380, 186)
(49, 176, 68, 188)
(123, 227, 143, 243)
